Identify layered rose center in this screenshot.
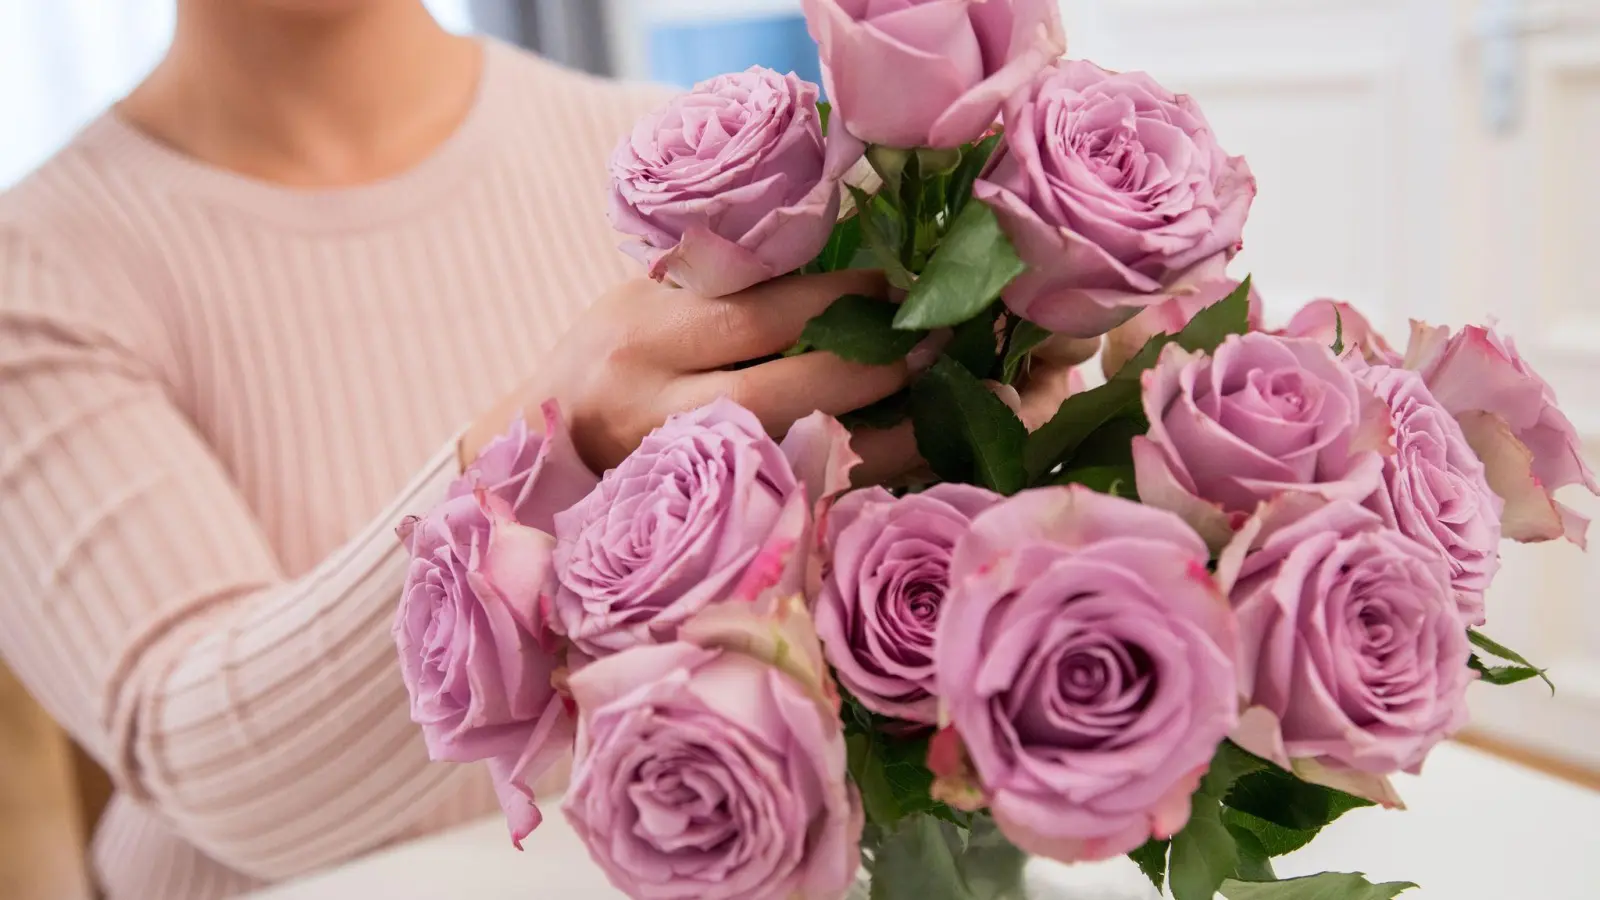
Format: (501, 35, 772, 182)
(1321, 544, 1438, 724)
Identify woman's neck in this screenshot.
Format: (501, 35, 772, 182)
(119, 1, 484, 188)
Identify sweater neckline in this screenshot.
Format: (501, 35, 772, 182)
(82, 37, 514, 232)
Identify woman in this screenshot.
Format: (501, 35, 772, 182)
(0, 2, 1083, 897)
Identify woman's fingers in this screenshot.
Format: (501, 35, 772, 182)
(680, 349, 910, 438)
(645, 270, 889, 369)
(848, 420, 925, 488)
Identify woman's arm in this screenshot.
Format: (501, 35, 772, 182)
(0, 231, 470, 880)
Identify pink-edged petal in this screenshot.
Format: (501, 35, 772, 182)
(1291, 758, 1406, 810)
(645, 225, 777, 298)
(1131, 435, 1238, 551)
(1232, 706, 1293, 770)
(925, 12, 1067, 148)
(1456, 410, 1578, 545)
(679, 593, 836, 713)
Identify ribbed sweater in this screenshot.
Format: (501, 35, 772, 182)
(0, 39, 666, 899)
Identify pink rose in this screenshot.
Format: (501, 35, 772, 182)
(802, 0, 1065, 149)
(564, 600, 862, 900)
(447, 406, 599, 527)
(1358, 366, 1501, 626)
(933, 487, 1238, 863)
(1281, 299, 1401, 366)
(1222, 500, 1472, 787)
(1133, 333, 1390, 549)
(1100, 278, 1265, 377)
(395, 490, 571, 847)
(1406, 322, 1598, 548)
(552, 400, 854, 657)
(609, 67, 862, 298)
(813, 482, 1001, 723)
(976, 61, 1256, 338)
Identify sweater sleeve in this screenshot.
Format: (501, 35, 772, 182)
(0, 231, 472, 880)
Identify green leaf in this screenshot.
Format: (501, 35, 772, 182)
(1169, 793, 1238, 900)
(1468, 629, 1554, 693)
(849, 733, 906, 826)
(1226, 821, 1277, 883)
(1022, 277, 1253, 483)
(947, 132, 1003, 219)
(1205, 741, 1270, 797)
(957, 817, 1028, 900)
(1224, 767, 1373, 832)
(1128, 839, 1169, 893)
(1221, 808, 1322, 858)
(1468, 654, 1547, 687)
(841, 389, 912, 431)
(806, 216, 864, 274)
(870, 815, 974, 900)
(801, 294, 928, 366)
(817, 100, 832, 135)
(849, 185, 914, 289)
(1051, 464, 1137, 498)
(1064, 412, 1146, 470)
(1172, 276, 1254, 355)
(911, 357, 1028, 494)
(1220, 872, 1418, 899)
(894, 202, 1027, 330)
(1001, 320, 1052, 384)
(945, 305, 1002, 380)
(1330, 308, 1346, 356)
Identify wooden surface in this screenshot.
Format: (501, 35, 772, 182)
(0, 662, 93, 900)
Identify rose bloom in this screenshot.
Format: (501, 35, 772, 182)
(813, 483, 1001, 723)
(563, 600, 861, 900)
(976, 60, 1256, 338)
(553, 400, 849, 657)
(1100, 278, 1265, 377)
(933, 487, 1238, 863)
(1223, 500, 1473, 785)
(609, 66, 859, 297)
(802, 0, 1065, 148)
(1280, 299, 1401, 366)
(1358, 366, 1501, 626)
(447, 402, 599, 527)
(1407, 322, 1599, 547)
(395, 489, 571, 846)
(1133, 333, 1390, 549)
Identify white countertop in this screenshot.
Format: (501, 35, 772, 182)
(248, 742, 1600, 899)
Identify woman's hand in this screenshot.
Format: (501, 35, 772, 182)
(462, 271, 922, 476)
(462, 271, 1099, 485)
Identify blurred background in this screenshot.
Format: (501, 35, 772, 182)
(2, 0, 1597, 897)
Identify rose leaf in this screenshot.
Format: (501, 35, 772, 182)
(1204, 740, 1270, 797)
(801, 294, 928, 365)
(893, 202, 1026, 330)
(955, 817, 1027, 900)
(1467, 653, 1546, 688)
(817, 100, 832, 135)
(1219, 872, 1419, 899)
(1128, 838, 1170, 893)
(840, 389, 913, 431)
(911, 356, 1028, 494)
(848, 732, 907, 827)
(849, 185, 915, 289)
(1022, 380, 1141, 484)
(1171, 275, 1255, 356)
(1220, 808, 1322, 858)
(868, 814, 978, 900)
(1000, 319, 1052, 384)
(945, 304, 1002, 380)
(947, 132, 1004, 219)
(804, 215, 865, 274)
(1226, 820, 1277, 883)
(1169, 793, 1238, 900)
(1224, 766, 1374, 831)
(1467, 629, 1555, 693)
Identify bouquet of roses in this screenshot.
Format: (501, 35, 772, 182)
(392, 2, 1597, 898)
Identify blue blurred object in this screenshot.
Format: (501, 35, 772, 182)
(648, 15, 823, 89)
